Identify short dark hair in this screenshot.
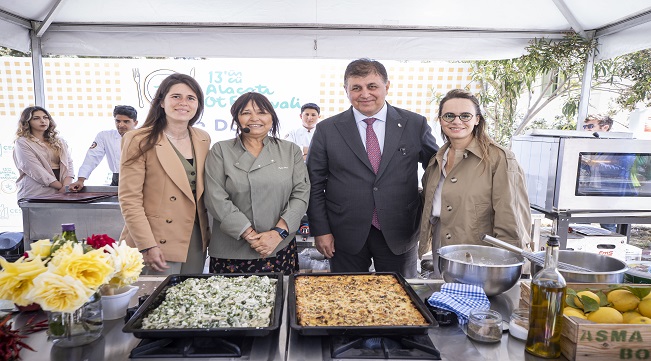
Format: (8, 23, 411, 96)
(344, 58, 388, 87)
(230, 92, 281, 142)
(113, 105, 137, 120)
(586, 114, 613, 130)
(300, 103, 320, 114)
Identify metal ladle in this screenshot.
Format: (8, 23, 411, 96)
(482, 234, 593, 272)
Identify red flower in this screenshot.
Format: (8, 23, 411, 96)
(86, 234, 116, 250)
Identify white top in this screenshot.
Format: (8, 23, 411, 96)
(431, 147, 450, 218)
(285, 126, 316, 149)
(77, 129, 122, 178)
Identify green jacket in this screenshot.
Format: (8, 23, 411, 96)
(204, 136, 310, 259)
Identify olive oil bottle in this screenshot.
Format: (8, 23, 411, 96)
(61, 223, 78, 243)
(525, 235, 566, 358)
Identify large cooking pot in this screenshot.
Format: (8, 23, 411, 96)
(531, 250, 627, 283)
(438, 245, 525, 296)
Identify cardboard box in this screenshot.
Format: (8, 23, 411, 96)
(520, 282, 651, 361)
(540, 227, 628, 262)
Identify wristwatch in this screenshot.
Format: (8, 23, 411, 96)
(272, 227, 289, 239)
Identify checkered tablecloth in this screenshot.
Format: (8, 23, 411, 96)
(427, 283, 490, 325)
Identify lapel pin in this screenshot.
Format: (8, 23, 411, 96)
(398, 123, 402, 127)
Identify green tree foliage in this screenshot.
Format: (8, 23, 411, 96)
(436, 34, 650, 146)
(468, 34, 602, 145)
(614, 49, 651, 110)
(0, 47, 29, 57)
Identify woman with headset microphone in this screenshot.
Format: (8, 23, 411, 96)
(204, 92, 310, 274)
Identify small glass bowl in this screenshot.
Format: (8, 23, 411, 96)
(467, 309, 502, 343)
(509, 308, 530, 341)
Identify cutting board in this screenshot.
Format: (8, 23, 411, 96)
(23, 192, 117, 203)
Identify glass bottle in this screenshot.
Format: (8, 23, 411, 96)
(61, 223, 78, 243)
(525, 235, 567, 358)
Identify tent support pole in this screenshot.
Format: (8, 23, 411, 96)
(576, 32, 596, 129)
(30, 29, 46, 107)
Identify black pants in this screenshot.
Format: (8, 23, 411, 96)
(330, 226, 418, 278)
(111, 173, 119, 186)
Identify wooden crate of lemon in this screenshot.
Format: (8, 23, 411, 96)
(521, 283, 651, 361)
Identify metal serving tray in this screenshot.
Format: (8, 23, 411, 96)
(288, 272, 436, 336)
(123, 273, 283, 338)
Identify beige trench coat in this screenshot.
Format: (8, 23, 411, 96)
(417, 138, 532, 258)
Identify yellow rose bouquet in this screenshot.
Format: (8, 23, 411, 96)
(0, 234, 144, 313)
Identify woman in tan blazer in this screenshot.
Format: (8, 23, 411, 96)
(119, 73, 211, 275)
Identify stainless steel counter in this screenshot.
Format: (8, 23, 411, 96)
(18, 186, 124, 248)
(287, 279, 568, 361)
(12, 276, 287, 361)
(11, 277, 565, 361)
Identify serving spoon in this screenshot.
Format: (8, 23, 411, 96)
(482, 234, 593, 272)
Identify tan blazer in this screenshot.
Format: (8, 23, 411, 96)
(118, 126, 211, 263)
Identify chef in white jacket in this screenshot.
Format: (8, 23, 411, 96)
(69, 105, 138, 190)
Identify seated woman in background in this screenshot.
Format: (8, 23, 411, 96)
(13, 106, 74, 201)
(417, 89, 531, 267)
(119, 73, 212, 275)
(204, 92, 310, 275)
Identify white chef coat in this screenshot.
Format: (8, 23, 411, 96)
(285, 126, 316, 149)
(77, 129, 122, 178)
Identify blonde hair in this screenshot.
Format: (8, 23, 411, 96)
(16, 106, 63, 155)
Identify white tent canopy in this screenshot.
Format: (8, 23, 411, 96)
(1, 0, 650, 60)
(1, 0, 651, 120)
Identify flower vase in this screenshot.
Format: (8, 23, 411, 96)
(48, 292, 103, 347)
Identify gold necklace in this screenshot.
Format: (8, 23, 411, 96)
(164, 130, 189, 140)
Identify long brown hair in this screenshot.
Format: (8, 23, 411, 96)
(123, 73, 204, 165)
(437, 89, 494, 166)
(230, 92, 280, 143)
(15, 106, 63, 155)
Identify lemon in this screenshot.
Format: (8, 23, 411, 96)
(573, 291, 600, 310)
(564, 307, 587, 319)
(607, 289, 640, 312)
(644, 292, 651, 301)
(627, 316, 651, 325)
(622, 311, 643, 323)
(638, 299, 651, 318)
(587, 307, 624, 324)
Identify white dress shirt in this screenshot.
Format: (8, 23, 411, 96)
(77, 129, 122, 178)
(285, 126, 316, 149)
(352, 102, 388, 153)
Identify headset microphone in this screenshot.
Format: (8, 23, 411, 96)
(241, 127, 251, 133)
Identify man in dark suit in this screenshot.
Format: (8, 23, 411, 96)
(307, 58, 438, 278)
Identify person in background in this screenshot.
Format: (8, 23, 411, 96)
(204, 92, 309, 275)
(69, 105, 138, 190)
(119, 73, 211, 275)
(13, 106, 74, 200)
(581, 114, 634, 233)
(307, 58, 438, 278)
(285, 102, 321, 160)
(582, 113, 613, 132)
(417, 89, 531, 269)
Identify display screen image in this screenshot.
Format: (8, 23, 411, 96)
(576, 153, 651, 197)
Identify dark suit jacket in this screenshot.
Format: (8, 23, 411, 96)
(307, 103, 438, 255)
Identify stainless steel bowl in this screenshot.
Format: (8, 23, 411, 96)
(531, 250, 627, 283)
(438, 245, 525, 296)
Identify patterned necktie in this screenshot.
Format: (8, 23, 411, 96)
(364, 118, 381, 229)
